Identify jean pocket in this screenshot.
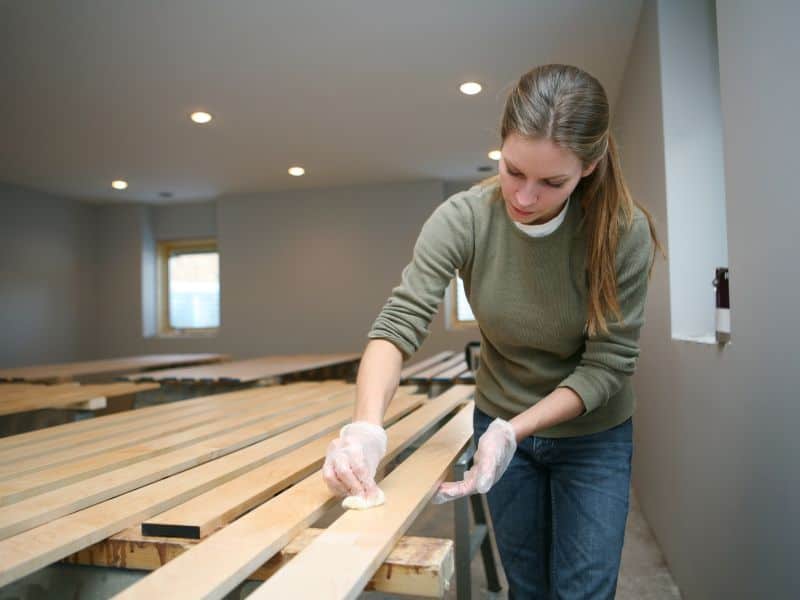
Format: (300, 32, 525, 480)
(472, 406, 495, 440)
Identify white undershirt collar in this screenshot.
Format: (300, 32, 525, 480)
(513, 195, 571, 238)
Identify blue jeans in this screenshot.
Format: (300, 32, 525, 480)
(473, 406, 633, 600)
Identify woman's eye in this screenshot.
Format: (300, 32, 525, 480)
(508, 170, 523, 178)
(547, 181, 565, 188)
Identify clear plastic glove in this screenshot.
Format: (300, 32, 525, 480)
(322, 421, 387, 508)
(432, 417, 517, 504)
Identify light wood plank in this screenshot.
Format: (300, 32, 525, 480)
(141, 389, 422, 539)
(0, 381, 321, 457)
(0, 386, 358, 537)
(0, 388, 433, 587)
(0, 383, 348, 483)
(399, 351, 455, 380)
(0, 354, 230, 383)
(108, 387, 474, 600)
(64, 527, 453, 598)
(431, 361, 469, 382)
(123, 353, 360, 384)
(409, 353, 468, 383)
(250, 402, 473, 599)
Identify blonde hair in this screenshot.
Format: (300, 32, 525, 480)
(484, 64, 665, 336)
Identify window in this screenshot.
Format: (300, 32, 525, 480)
(444, 272, 476, 330)
(157, 239, 219, 335)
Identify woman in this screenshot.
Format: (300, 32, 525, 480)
(323, 63, 663, 599)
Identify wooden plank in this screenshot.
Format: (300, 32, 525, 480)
(250, 403, 473, 599)
(108, 387, 475, 600)
(0, 381, 321, 457)
(0, 383, 80, 400)
(399, 351, 455, 381)
(0, 354, 230, 383)
(141, 390, 423, 539)
(64, 527, 453, 598)
(408, 353, 467, 383)
(431, 361, 469, 383)
(0, 382, 159, 417)
(0, 383, 348, 482)
(0, 387, 435, 587)
(0, 386, 358, 537)
(122, 353, 360, 384)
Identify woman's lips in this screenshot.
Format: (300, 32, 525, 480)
(509, 203, 535, 217)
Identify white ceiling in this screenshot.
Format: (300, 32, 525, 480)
(0, 0, 642, 204)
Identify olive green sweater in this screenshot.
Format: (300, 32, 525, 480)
(368, 181, 654, 438)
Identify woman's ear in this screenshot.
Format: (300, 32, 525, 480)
(581, 159, 600, 178)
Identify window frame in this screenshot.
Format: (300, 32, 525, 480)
(444, 272, 478, 331)
(156, 238, 220, 337)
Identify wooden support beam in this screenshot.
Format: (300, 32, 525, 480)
(63, 527, 453, 598)
(108, 386, 474, 600)
(0, 388, 428, 587)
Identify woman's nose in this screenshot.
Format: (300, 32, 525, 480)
(515, 185, 539, 207)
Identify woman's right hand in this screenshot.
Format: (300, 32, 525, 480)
(322, 421, 388, 501)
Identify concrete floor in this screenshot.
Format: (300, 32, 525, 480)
(359, 487, 682, 600)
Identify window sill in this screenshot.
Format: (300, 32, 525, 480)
(672, 333, 731, 346)
(150, 330, 219, 340)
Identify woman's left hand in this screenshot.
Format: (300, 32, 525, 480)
(432, 417, 517, 504)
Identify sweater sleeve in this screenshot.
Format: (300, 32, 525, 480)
(557, 214, 655, 414)
(367, 195, 473, 360)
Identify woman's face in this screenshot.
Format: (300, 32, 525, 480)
(499, 132, 598, 225)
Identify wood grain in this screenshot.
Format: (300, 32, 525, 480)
(109, 386, 474, 600)
(250, 402, 473, 599)
(0, 354, 230, 383)
(122, 353, 360, 384)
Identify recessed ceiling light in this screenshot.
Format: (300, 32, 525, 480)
(488, 150, 502, 161)
(459, 81, 482, 95)
(190, 111, 213, 124)
(288, 166, 305, 177)
(111, 180, 128, 190)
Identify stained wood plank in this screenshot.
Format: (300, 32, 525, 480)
(0, 387, 433, 587)
(64, 527, 453, 598)
(0, 383, 348, 486)
(108, 387, 475, 600)
(399, 351, 455, 381)
(0, 354, 230, 383)
(0, 382, 159, 416)
(0, 386, 359, 537)
(250, 402, 473, 599)
(122, 353, 360, 384)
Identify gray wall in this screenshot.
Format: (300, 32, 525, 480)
(0, 183, 98, 367)
(614, 0, 799, 597)
(88, 180, 477, 362)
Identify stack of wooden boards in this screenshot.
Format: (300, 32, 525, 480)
(0, 380, 476, 599)
(122, 352, 361, 385)
(0, 382, 160, 417)
(401, 350, 475, 391)
(0, 353, 231, 384)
